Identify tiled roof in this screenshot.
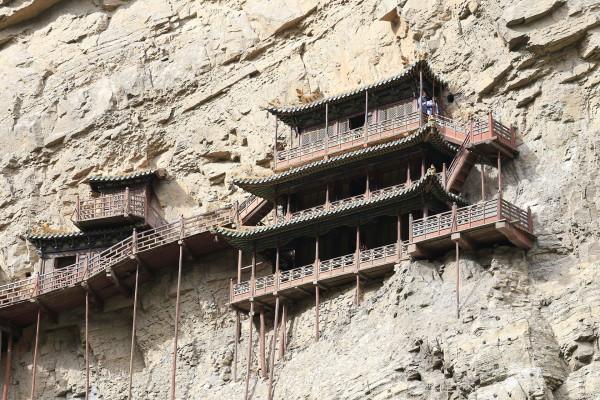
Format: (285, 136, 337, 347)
(267, 60, 444, 118)
(88, 169, 166, 191)
(27, 231, 86, 240)
(234, 125, 457, 198)
(217, 173, 465, 250)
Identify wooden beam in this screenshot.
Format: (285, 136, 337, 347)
(81, 282, 104, 311)
(106, 267, 131, 297)
(495, 221, 534, 249)
(451, 232, 476, 251)
(29, 298, 57, 324)
(294, 286, 313, 296)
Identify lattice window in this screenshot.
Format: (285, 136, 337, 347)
(378, 100, 414, 122)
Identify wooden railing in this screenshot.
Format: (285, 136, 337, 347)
(0, 207, 234, 309)
(75, 188, 146, 223)
(275, 111, 515, 171)
(231, 241, 408, 302)
(411, 199, 532, 242)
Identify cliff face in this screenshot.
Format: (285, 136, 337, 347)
(0, 0, 599, 398)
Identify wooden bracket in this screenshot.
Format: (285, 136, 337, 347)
(451, 232, 476, 251)
(106, 267, 131, 297)
(495, 221, 534, 249)
(81, 281, 104, 311)
(30, 298, 58, 324)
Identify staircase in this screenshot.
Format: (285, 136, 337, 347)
(237, 195, 273, 225)
(445, 131, 478, 194)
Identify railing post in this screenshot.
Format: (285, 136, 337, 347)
(132, 228, 137, 255)
(408, 213, 413, 243)
(442, 163, 447, 189)
(125, 187, 130, 215)
(451, 202, 457, 232)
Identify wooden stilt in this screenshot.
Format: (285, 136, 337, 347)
(85, 291, 90, 400)
(267, 297, 280, 400)
(480, 160, 485, 201)
(170, 243, 184, 400)
(259, 308, 267, 379)
(128, 262, 140, 400)
(497, 151, 502, 196)
(278, 303, 287, 359)
(455, 242, 460, 319)
(2, 334, 12, 400)
(31, 308, 41, 400)
(355, 274, 361, 306)
(234, 310, 240, 382)
(315, 285, 320, 341)
(243, 301, 255, 400)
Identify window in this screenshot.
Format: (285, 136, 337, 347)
(55, 256, 76, 269)
(349, 114, 365, 130)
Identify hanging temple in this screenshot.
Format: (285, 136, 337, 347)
(0, 60, 535, 399)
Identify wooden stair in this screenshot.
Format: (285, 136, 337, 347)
(446, 147, 478, 194)
(238, 195, 273, 225)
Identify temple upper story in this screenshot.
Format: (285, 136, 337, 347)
(73, 169, 166, 230)
(267, 60, 517, 172)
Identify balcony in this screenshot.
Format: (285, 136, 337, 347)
(274, 111, 516, 172)
(73, 189, 164, 229)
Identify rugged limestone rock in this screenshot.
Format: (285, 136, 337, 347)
(0, 0, 599, 398)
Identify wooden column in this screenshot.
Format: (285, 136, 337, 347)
(421, 156, 425, 178)
(419, 68, 423, 125)
(85, 291, 90, 400)
(237, 249, 242, 284)
(274, 116, 278, 167)
(251, 245, 256, 297)
(364, 91, 369, 144)
(355, 275, 361, 306)
(365, 170, 370, 200)
(31, 308, 41, 400)
(267, 296, 280, 400)
(314, 236, 320, 279)
(315, 285, 320, 342)
(234, 310, 240, 382)
(128, 262, 140, 400)
(286, 193, 291, 221)
(325, 102, 329, 156)
(2, 334, 12, 400)
(325, 183, 330, 211)
(409, 213, 414, 243)
(480, 160, 485, 201)
(355, 226, 360, 271)
(278, 303, 287, 359)
(170, 240, 184, 400)
(406, 163, 411, 186)
(259, 309, 267, 379)
(455, 242, 460, 319)
(244, 301, 255, 400)
(275, 247, 280, 292)
(497, 151, 502, 197)
(397, 213, 402, 260)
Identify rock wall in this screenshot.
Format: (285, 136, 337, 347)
(0, 0, 599, 398)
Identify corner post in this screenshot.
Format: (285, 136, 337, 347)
(2, 334, 12, 400)
(127, 262, 140, 400)
(244, 301, 255, 400)
(451, 202, 458, 232)
(31, 308, 41, 400)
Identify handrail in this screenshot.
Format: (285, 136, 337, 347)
(75, 191, 146, 222)
(0, 206, 234, 309)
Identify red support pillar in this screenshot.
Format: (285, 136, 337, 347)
(315, 285, 320, 342)
(128, 262, 140, 400)
(480, 160, 485, 202)
(237, 249, 242, 284)
(497, 151, 502, 197)
(278, 303, 287, 360)
(170, 241, 184, 400)
(325, 102, 329, 157)
(2, 334, 12, 400)
(364, 91, 369, 145)
(267, 296, 280, 400)
(85, 291, 90, 400)
(233, 310, 240, 382)
(259, 309, 267, 379)
(31, 308, 41, 400)
(244, 301, 255, 400)
(455, 242, 460, 319)
(397, 213, 402, 260)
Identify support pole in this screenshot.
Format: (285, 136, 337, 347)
(170, 242, 184, 400)
(2, 334, 12, 400)
(364, 91, 369, 144)
(259, 309, 267, 379)
(234, 311, 240, 382)
(315, 285, 320, 342)
(278, 303, 287, 359)
(85, 291, 90, 400)
(128, 262, 140, 400)
(419, 68, 423, 125)
(497, 151, 502, 197)
(274, 116, 278, 167)
(237, 249, 242, 284)
(267, 296, 280, 400)
(31, 308, 41, 400)
(397, 213, 402, 259)
(480, 160, 485, 202)
(455, 242, 460, 319)
(355, 274, 361, 306)
(325, 102, 329, 156)
(244, 301, 255, 400)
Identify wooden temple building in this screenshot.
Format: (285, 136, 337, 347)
(0, 60, 534, 400)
